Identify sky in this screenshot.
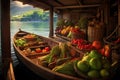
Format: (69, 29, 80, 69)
(10, 1, 39, 16)
(13, 1, 30, 7)
(11, 1, 32, 8)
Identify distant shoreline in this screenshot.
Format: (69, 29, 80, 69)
(10, 21, 49, 22)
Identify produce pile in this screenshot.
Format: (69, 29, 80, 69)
(15, 34, 39, 48)
(38, 43, 76, 69)
(55, 19, 86, 39)
(75, 50, 111, 79)
(71, 39, 110, 58)
(15, 33, 51, 55)
(14, 32, 118, 79)
(37, 43, 116, 79)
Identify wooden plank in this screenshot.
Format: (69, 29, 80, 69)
(54, 4, 100, 9)
(54, 0, 65, 6)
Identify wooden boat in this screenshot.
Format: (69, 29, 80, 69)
(13, 29, 118, 80)
(12, 29, 84, 80)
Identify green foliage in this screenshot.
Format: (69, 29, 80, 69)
(76, 16, 88, 29)
(56, 19, 74, 27)
(15, 39, 26, 47)
(56, 19, 65, 27)
(11, 9, 57, 21)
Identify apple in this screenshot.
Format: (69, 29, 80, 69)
(77, 61, 89, 72)
(88, 70, 100, 78)
(100, 69, 109, 77)
(89, 57, 102, 70)
(89, 50, 102, 58)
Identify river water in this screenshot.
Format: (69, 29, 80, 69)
(0, 21, 56, 79)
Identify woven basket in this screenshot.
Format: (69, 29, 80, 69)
(71, 32, 85, 39)
(87, 26, 104, 42)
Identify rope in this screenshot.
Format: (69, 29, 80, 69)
(103, 25, 120, 46)
(106, 25, 119, 40)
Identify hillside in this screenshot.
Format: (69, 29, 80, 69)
(10, 1, 40, 16)
(10, 1, 57, 21)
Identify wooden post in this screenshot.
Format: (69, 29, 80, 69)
(118, 0, 120, 36)
(103, 0, 110, 36)
(1, 0, 12, 80)
(49, 7, 54, 37)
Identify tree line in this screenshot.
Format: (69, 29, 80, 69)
(11, 10, 57, 21)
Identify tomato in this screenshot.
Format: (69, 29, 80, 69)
(45, 47, 50, 51)
(99, 48, 105, 55)
(104, 45, 110, 57)
(42, 49, 47, 53)
(35, 48, 42, 53)
(92, 41, 102, 50)
(104, 50, 110, 57)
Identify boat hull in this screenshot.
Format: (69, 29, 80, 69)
(13, 30, 81, 80)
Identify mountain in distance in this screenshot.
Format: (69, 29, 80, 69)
(10, 1, 40, 16)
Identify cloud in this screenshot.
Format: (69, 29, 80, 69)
(12, 1, 31, 8)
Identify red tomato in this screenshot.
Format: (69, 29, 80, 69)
(99, 48, 105, 55)
(35, 48, 42, 53)
(45, 47, 50, 51)
(104, 50, 110, 57)
(92, 41, 102, 50)
(42, 49, 47, 53)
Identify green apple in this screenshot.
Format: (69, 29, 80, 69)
(77, 61, 89, 72)
(88, 70, 100, 78)
(89, 50, 102, 58)
(82, 55, 91, 62)
(102, 58, 110, 69)
(89, 57, 102, 70)
(100, 69, 109, 77)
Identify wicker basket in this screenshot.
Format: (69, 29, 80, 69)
(71, 31, 85, 39)
(87, 26, 104, 42)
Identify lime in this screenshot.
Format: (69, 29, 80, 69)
(100, 69, 109, 77)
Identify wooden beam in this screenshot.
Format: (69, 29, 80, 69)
(49, 7, 54, 37)
(28, 0, 50, 9)
(1, 0, 11, 58)
(77, 0, 83, 5)
(54, 4, 100, 9)
(13, 0, 51, 9)
(1, 0, 12, 80)
(54, 0, 65, 6)
(34, 0, 53, 7)
(103, 0, 110, 36)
